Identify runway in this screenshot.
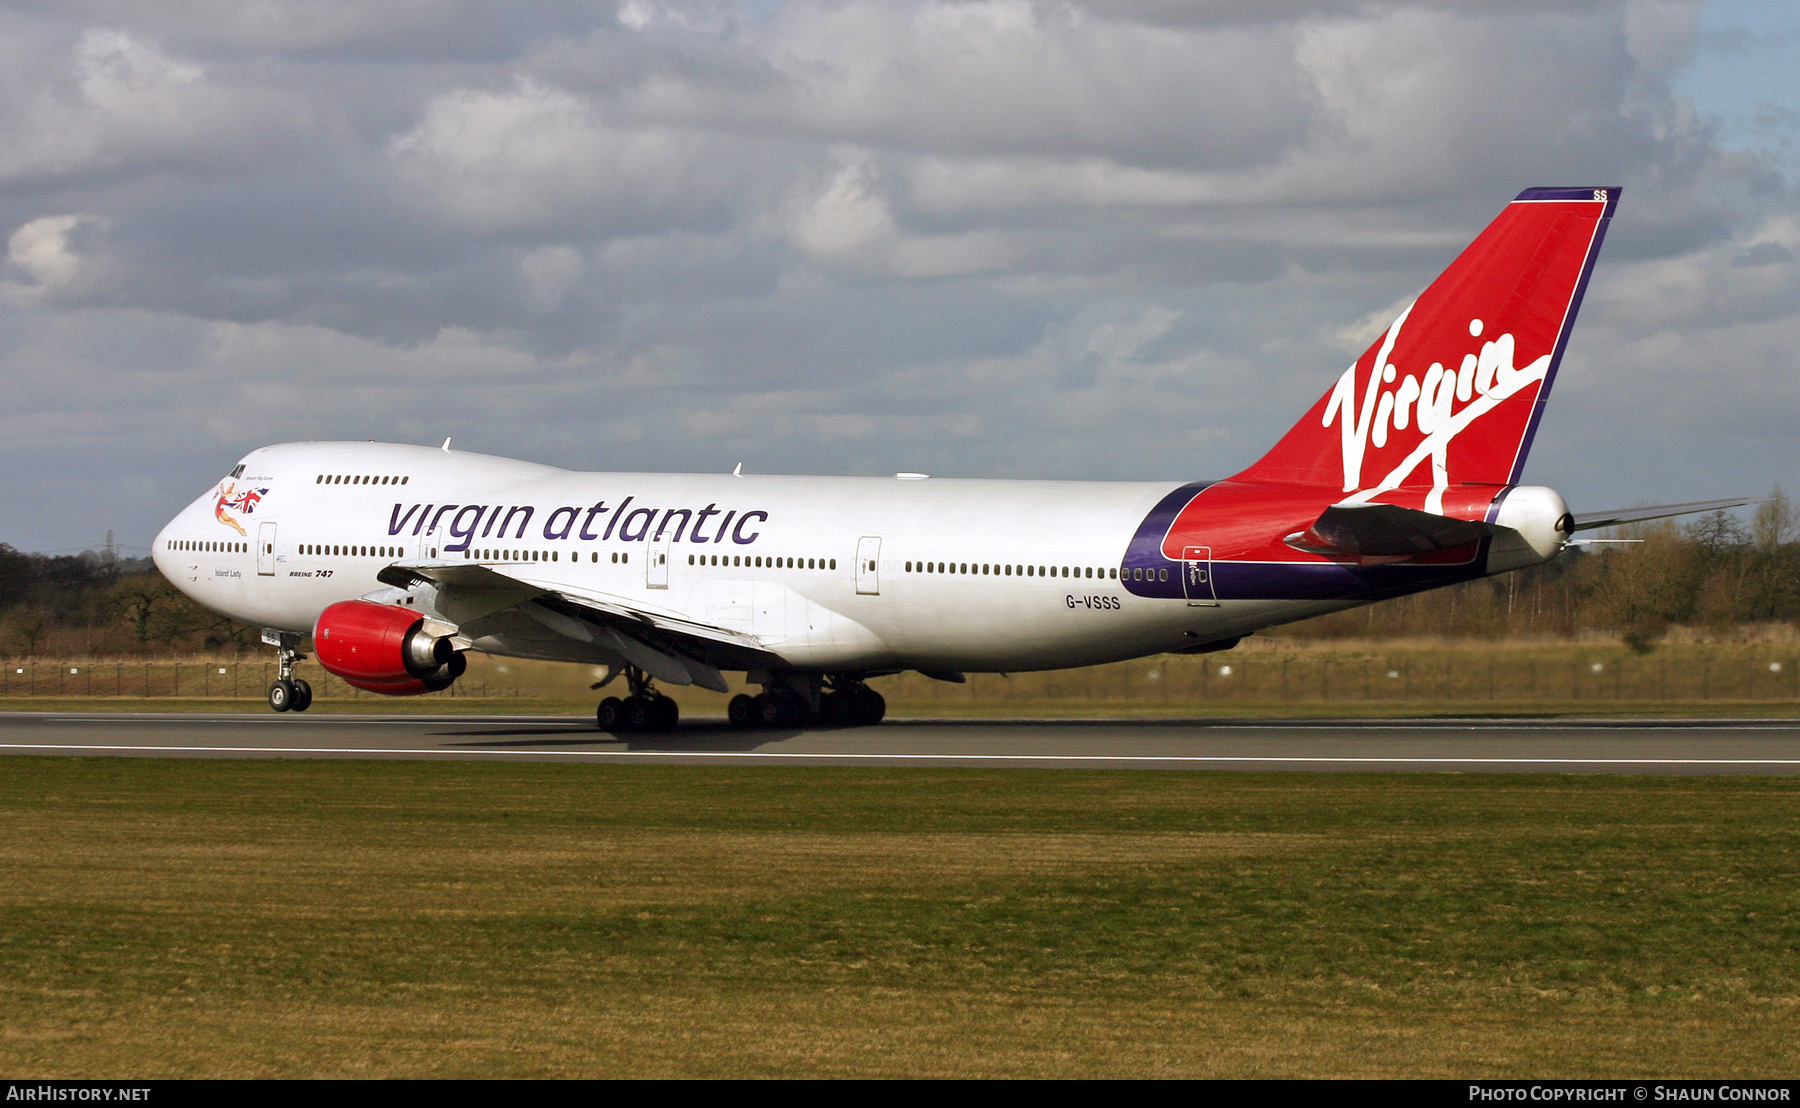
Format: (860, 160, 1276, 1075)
(4, 711, 1800, 773)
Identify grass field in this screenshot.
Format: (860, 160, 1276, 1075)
(2, 759, 1797, 1077)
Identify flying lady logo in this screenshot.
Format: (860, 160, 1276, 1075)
(215, 482, 269, 536)
(1323, 304, 1551, 513)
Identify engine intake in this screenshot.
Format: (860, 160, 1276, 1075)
(313, 600, 462, 697)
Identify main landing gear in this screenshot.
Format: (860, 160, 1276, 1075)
(266, 636, 313, 714)
(727, 675, 884, 731)
(595, 666, 679, 733)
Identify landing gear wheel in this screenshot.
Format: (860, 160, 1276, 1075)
(728, 694, 758, 730)
(290, 679, 313, 713)
(820, 692, 850, 729)
(759, 691, 809, 729)
(756, 693, 784, 728)
(596, 696, 625, 731)
(852, 687, 886, 727)
(622, 696, 654, 732)
(649, 696, 679, 732)
(268, 679, 295, 713)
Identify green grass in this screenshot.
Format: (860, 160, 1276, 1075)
(2, 759, 1798, 1077)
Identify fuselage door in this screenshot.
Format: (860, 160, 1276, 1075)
(855, 536, 881, 595)
(1183, 545, 1218, 607)
(647, 528, 672, 589)
(257, 522, 277, 576)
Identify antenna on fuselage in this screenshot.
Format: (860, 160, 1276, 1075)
(441, 437, 452, 453)
(732, 462, 742, 477)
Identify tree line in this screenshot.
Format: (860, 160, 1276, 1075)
(0, 546, 256, 657)
(1280, 490, 1800, 649)
(2, 491, 1795, 657)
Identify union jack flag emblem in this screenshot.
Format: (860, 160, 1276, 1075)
(214, 482, 270, 536)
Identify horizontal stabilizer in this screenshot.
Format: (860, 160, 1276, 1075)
(1285, 503, 1495, 563)
(1570, 498, 1756, 533)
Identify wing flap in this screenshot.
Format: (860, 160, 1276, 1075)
(383, 559, 766, 690)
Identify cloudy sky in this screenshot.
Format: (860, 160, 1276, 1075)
(3, 0, 1796, 555)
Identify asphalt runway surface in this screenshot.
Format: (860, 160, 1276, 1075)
(4, 711, 1800, 773)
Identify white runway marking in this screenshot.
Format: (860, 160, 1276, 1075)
(5, 742, 1800, 767)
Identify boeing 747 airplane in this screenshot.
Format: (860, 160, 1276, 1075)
(152, 187, 1743, 730)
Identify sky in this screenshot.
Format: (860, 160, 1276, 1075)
(2, 0, 1797, 556)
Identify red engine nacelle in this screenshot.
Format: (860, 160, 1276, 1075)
(313, 600, 464, 696)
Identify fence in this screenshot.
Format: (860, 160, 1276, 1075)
(871, 646, 1800, 708)
(0, 660, 511, 700)
(2, 647, 1798, 706)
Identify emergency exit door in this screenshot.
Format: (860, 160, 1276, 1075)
(1183, 545, 1218, 606)
(855, 536, 881, 595)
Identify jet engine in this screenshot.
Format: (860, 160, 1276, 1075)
(313, 599, 465, 695)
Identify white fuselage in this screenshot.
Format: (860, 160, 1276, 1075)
(153, 441, 1343, 675)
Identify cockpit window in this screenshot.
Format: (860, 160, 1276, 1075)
(229, 464, 245, 478)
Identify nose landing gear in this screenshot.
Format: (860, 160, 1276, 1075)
(265, 631, 313, 713)
(595, 666, 680, 733)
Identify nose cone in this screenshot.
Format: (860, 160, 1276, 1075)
(151, 521, 172, 578)
(152, 485, 221, 595)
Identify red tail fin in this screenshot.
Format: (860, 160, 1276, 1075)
(1234, 187, 1618, 507)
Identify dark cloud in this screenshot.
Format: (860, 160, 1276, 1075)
(0, 0, 1793, 553)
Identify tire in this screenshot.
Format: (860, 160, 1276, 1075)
(820, 692, 850, 728)
(853, 687, 886, 727)
(757, 693, 788, 728)
(622, 696, 654, 732)
(649, 696, 679, 732)
(267, 680, 294, 713)
(596, 696, 625, 731)
(728, 694, 758, 729)
(761, 691, 812, 729)
(290, 680, 313, 712)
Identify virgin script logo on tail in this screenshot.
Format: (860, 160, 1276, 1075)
(1235, 188, 1613, 500)
(1323, 304, 1550, 512)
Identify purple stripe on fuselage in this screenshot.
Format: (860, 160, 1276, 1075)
(1119, 482, 1209, 599)
(1118, 482, 1494, 602)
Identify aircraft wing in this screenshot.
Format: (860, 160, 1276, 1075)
(1284, 503, 1495, 563)
(376, 561, 779, 691)
(1569, 498, 1757, 532)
